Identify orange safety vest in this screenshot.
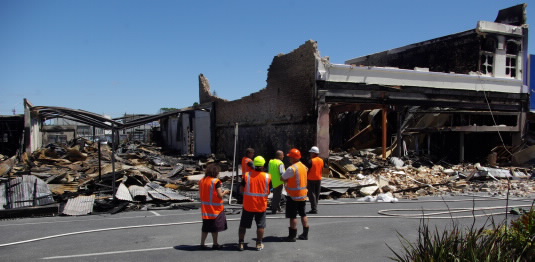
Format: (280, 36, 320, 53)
(308, 157, 324, 181)
(199, 177, 224, 219)
(286, 162, 308, 201)
(241, 157, 253, 175)
(242, 170, 271, 212)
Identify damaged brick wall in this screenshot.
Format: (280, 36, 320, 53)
(199, 74, 227, 104)
(349, 31, 481, 74)
(201, 40, 320, 158)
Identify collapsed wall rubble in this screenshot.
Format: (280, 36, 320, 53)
(324, 150, 535, 201)
(1, 138, 534, 217)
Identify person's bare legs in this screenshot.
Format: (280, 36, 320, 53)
(301, 216, 309, 227)
(201, 232, 208, 246)
(211, 232, 219, 245)
(239, 227, 246, 242)
(238, 226, 246, 250)
(290, 218, 298, 229)
(256, 227, 264, 242)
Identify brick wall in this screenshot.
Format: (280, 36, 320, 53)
(200, 40, 320, 159)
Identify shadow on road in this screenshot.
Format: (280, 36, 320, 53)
(174, 243, 244, 252)
(174, 236, 285, 252)
(259, 236, 285, 242)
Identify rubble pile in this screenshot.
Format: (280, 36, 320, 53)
(1, 141, 534, 217)
(0, 138, 231, 216)
(326, 151, 535, 200)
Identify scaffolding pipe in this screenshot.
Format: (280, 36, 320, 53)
(382, 106, 388, 159)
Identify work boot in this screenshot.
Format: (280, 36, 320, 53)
(287, 227, 297, 242)
(298, 227, 309, 240)
(256, 242, 264, 251)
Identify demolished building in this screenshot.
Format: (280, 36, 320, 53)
(1, 4, 534, 217)
(200, 4, 530, 165)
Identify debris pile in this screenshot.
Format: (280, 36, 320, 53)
(0, 138, 231, 216)
(1, 141, 534, 217)
(324, 150, 535, 200)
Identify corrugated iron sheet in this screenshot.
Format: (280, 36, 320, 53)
(128, 185, 148, 198)
(476, 167, 512, 179)
(0, 175, 55, 210)
(62, 195, 95, 216)
(145, 184, 170, 201)
(115, 183, 133, 201)
(321, 178, 362, 194)
(145, 182, 191, 201)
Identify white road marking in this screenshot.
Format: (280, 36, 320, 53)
(41, 242, 216, 260)
(150, 211, 161, 216)
(0, 211, 198, 227)
(0, 218, 244, 248)
(41, 247, 174, 260)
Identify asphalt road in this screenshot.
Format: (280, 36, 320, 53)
(0, 195, 533, 262)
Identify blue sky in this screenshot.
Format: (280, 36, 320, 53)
(1, 0, 533, 117)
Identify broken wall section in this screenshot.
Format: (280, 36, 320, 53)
(0, 115, 24, 157)
(346, 31, 481, 75)
(202, 40, 320, 157)
(346, 4, 527, 79)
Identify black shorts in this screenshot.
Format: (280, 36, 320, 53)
(285, 196, 307, 219)
(202, 212, 228, 233)
(239, 209, 266, 229)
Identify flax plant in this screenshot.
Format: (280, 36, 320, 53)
(388, 201, 534, 262)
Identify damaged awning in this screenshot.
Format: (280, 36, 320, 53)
(31, 105, 208, 131)
(318, 63, 525, 94)
(317, 63, 527, 111)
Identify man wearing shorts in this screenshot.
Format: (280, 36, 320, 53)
(282, 148, 310, 241)
(238, 156, 272, 251)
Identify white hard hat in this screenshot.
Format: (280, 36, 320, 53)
(309, 146, 320, 154)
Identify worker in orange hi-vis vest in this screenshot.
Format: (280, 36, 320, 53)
(238, 156, 272, 251)
(236, 148, 255, 205)
(306, 146, 324, 214)
(241, 148, 255, 177)
(282, 148, 310, 242)
(199, 164, 230, 250)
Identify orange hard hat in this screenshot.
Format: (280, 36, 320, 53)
(287, 148, 302, 159)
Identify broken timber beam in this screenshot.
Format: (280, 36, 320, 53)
(343, 124, 372, 147)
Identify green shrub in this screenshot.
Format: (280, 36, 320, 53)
(388, 207, 534, 262)
(508, 207, 535, 259)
